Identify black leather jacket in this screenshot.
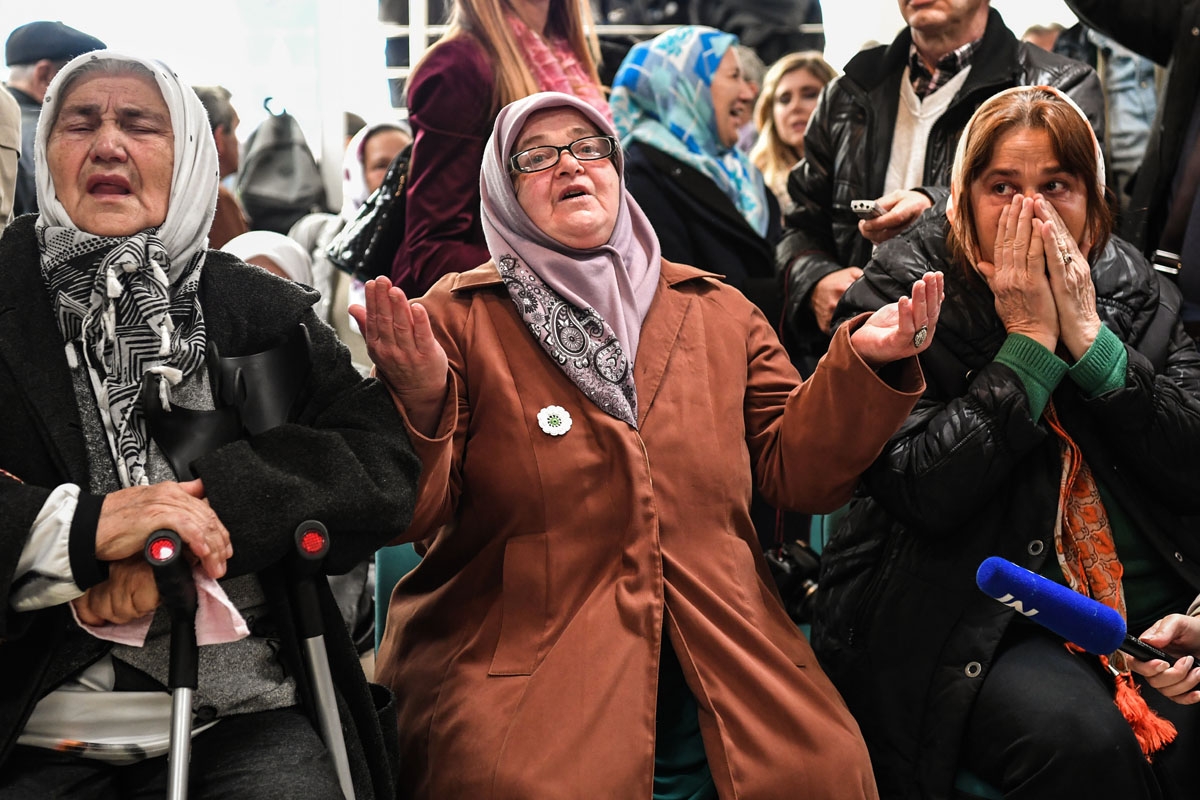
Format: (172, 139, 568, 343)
(809, 212, 1200, 799)
(1066, 0, 1200, 259)
(776, 8, 1104, 365)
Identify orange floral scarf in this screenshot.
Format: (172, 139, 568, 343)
(1045, 402, 1176, 758)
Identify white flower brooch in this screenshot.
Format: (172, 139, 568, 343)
(537, 405, 572, 436)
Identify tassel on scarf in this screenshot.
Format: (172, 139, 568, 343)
(1110, 659, 1177, 758)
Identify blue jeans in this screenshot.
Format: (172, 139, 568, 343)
(0, 706, 342, 799)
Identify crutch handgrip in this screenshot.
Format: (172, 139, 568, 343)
(288, 520, 355, 800)
(145, 530, 198, 689)
(145, 529, 198, 800)
(289, 520, 329, 639)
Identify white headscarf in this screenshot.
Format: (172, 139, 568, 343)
(33, 51, 219, 487)
(222, 230, 314, 285)
(35, 50, 219, 279)
(340, 121, 410, 223)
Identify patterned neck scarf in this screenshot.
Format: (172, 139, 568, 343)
(480, 91, 661, 427)
(497, 255, 637, 426)
(609, 26, 770, 238)
(908, 39, 980, 100)
(507, 14, 611, 123)
(35, 51, 220, 487)
(1045, 404, 1177, 757)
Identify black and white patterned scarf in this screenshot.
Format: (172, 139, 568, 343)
(39, 224, 207, 487)
(33, 52, 220, 487)
(498, 255, 637, 427)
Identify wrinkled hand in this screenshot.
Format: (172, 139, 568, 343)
(96, 479, 230, 580)
(72, 557, 159, 626)
(811, 266, 864, 333)
(1037, 196, 1100, 360)
(974, 195, 1059, 351)
(850, 272, 944, 368)
(1129, 614, 1200, 705)
(349, 276, 449, 437)
(858, 189, 932, 246)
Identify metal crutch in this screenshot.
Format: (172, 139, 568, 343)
(288, 519, 356, 800)
(144, 529, 198, 800)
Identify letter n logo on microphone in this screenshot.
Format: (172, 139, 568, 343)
(996, 593, 1039, 618)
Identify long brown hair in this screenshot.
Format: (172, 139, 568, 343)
(749, 52, 836, 202)
(948, 86, 1113, 273)
(411, 0, 601, 117)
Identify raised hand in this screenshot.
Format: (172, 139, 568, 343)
(811, 266, 864, 333)
(95, 479, 230, 580)
(974, 194, 1059, 351)
(72, 557, 159, 626)
(850, 271, 944, 368)
(1037, 196, 1100, 361)
(349, 276, 449, 436)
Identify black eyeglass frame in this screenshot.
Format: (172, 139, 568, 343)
(509, 135, 619, 174)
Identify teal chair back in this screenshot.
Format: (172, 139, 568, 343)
(374, 543, 423, 651)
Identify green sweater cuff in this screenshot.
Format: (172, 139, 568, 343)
(994, 334, 1068, 420)
(1067, 324, 1126, 397)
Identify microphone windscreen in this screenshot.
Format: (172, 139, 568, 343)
(976, 556, 1126, 655)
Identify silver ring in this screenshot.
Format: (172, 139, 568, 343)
(912, 325, 928, 348)
(1061, 251, 1073, 265)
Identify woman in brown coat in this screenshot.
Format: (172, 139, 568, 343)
(354, 91, 944, 799)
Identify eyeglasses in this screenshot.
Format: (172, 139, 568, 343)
(509, 135, 618, 174)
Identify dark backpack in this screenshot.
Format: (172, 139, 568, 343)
(236, 99, 329, 234)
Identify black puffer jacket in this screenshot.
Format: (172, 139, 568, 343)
(776, 8, 1104, 366)
(810, 212, 1200, 799)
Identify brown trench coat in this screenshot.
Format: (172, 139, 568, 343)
(375, 260, 924, 799)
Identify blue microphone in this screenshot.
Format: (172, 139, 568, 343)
(976, 556, 1170, 662)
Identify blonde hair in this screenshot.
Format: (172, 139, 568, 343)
(412, 0, 602, 116)
(749, 51, 836, 202)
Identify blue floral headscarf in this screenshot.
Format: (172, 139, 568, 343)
(610, 25, 769, 237)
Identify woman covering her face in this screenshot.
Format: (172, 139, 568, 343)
(357, 90, 945, 799)
(0, 51, 419, 798)
(813, 86, 1200, 798)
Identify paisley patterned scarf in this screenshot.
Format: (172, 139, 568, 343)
(1045, 403, 1177, 757)
(480, 92, 661, 427)
(497, 255, 636, 425)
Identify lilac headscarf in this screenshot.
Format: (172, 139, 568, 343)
(480, 91, 661, 365)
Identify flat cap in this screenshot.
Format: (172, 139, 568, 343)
(6, 21, 105, 67)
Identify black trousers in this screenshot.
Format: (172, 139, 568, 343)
(0, 706, 343, 800)
(962, 622, 1200, 800)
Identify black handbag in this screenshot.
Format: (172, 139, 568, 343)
(326, 142, 412, 283)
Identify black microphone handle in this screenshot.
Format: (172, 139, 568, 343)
(1120, 634, 1171, 663)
